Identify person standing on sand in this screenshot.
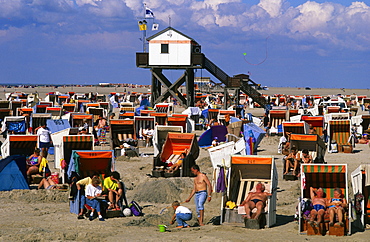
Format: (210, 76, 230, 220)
(185, 165, 212, 226)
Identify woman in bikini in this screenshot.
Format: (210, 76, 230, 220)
(38, 177, 58, 190)
(327, 188, 347, 226)
(26, 148, 42, 181)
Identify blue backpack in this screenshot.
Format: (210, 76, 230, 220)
(129, 201, 143, 216)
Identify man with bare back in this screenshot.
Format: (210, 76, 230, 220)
(240, 183, 272, 220)
(185, 165, 212, 226)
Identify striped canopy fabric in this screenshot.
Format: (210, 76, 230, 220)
(155, 104, 169, 113)
(302, 164, 347, 199)
(269, 110, 286, 128)
(207, 109, 219, 121)
(63, 136, 93, 142)
(329, 120, 350, 145)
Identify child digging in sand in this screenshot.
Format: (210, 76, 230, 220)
(170, 201, 192, 228)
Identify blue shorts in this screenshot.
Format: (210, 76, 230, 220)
(195, 190, 207, 217)
(39, 142, 51, 149)
(313, 204, 325, 211)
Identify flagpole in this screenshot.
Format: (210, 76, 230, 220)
(143, 3, 146, 52)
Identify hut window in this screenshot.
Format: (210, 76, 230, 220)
(161, 44, 169, 53)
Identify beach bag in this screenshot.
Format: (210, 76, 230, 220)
(129, 201, 143, 216)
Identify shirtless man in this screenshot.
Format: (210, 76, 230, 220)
(309, 187, 326, 227)
(299, 149, 313, 164)
(185, 165, 212, 226)
(240, 183, 272, 220)
(283, 146, 299, 175)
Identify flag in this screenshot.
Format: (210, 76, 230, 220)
(152, 23, 159, 31)
(138, 21, 147, 31)
(145, 7, 154, 18)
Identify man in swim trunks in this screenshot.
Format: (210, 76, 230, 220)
(185, 165, 212, 226)
(240, 183, 272, 220)
(309, 187, 326, 227)
(327, 188, 347, 226)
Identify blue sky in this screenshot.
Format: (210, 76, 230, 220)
(0, 0, 369, 88)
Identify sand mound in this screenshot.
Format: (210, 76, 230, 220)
(132, 178, 192, 204)
(0, 189, 69, 203)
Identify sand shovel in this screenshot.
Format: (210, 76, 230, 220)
(159, 202, 186, 214)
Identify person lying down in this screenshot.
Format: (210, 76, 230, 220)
(38, 177, 65, 190)
(240, 183, 272, 220)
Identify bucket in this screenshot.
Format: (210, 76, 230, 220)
(158, 225, 167, 232)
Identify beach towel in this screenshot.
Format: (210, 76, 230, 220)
(38, 157, 48, 173)
(216, 166, 226, 193)
(38, 157, 51, 177)
(67, 151, 80, 178)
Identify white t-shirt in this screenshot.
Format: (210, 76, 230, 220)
(37, 127, 51, 143)
(175, 206, 191, 214)
(143, 128, 154, 137)
(85, 184, 102, 197)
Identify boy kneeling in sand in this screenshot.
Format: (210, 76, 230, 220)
(170, 201, 192, 228)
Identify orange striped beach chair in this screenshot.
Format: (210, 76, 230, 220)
(328, 120, 351, 152)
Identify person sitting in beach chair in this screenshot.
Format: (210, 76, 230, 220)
(283, 146, 299, 176)
(142, 125, 154, 147)
(299, 149, 313, 164)
(26, 148, 42, 182)
(166, 152, 186, 173)
(103, 171, 123, 210)
(86, 177, 105, 221)
(308, 187, 326, 228)
(327, 188, 347, 227)
(240, 183, 272, 220)
(76, 173, 100, 219)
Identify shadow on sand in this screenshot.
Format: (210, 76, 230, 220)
(275, 214, 295, 227)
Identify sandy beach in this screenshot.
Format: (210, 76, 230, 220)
(1, 85, 370, 241)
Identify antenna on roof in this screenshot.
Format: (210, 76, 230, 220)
(168, 15, 171, 27)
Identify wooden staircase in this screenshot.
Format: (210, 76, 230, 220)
(203, 55, 267, 108)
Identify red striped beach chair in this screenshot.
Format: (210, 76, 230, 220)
(301, 116, 325, 136)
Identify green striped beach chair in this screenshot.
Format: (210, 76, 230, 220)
(299, 164, 350, 236)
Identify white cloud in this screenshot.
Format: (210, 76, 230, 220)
(0, 0, 24, 18)
(1, 0, 370, 52)
(75, 0, 102, 7)
(289, 2, 336, 33)
(258, 0, 284, 18)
